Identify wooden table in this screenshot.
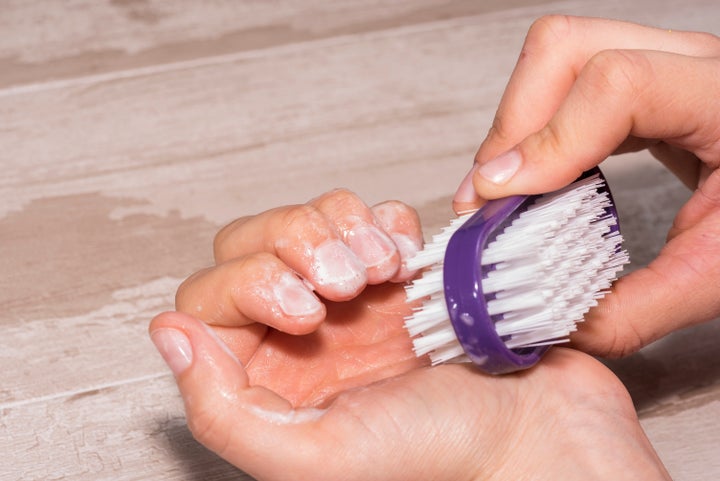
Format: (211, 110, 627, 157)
(2, 1, 719, 479)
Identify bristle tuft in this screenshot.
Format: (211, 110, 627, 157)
(404, 174, 629, 365)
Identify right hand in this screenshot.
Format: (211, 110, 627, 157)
(454, 16, 720, 357)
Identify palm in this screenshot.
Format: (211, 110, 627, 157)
(232, 346, 645, 481)
(302, 362, 510, 480)
(219, 283, 426, 407)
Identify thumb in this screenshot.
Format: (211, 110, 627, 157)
(149, 312, 327, 480)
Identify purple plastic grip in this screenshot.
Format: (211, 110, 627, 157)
(442, 167, 617, 374)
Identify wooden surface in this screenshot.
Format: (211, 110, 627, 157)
(2, 1, 719, 479)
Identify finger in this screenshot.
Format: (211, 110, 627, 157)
(149, 311, 329, 480)
(454, 15, 720, 209)
(245, 284, 425, 407)
(453, 163, 485, 214)
(471, 50, 720, 198)
(669, 168, 720, 239)
(370, 200, 424, 282)
(176, 252, 325, 335)
(572, 208, 720, 357)
(214, 203, 368, 301)
(210, 324, 268, 366)
(648, 143, 703, 190)
(480, 16, 720, 160)
(308, 189, 401, 285)
(573, 170, 720, 357)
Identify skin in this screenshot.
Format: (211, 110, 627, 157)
(173, 189, 428, 406)
(454, 15, 720, 358)
(146, 15, 720, 480)
(151, 187, 669, 480)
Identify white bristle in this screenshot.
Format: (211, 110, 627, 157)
(404, 174, 629, 365)
(404, 213, 475, 272)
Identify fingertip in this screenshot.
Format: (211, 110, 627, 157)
(472, 142, 587, 198)
(370, 200, 425, 282)
(453, 166, 485, 213)
(149, 311, 243, 378)
(452, 199, 484, 216)
(388, 232, 423, 282)
(453, 162, 481, 206)
(275, 313, 326, 336)
(150, 313, 328, 476)
(345, 223, 401, 285)
(308, 239, 368, 301)
(150, 325, 194, 377)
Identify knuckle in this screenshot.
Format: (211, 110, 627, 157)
(535, 119, 566, 159)
(174, 279, 191, 311)
(524, 15, 574, 53)
(374, 199, 415, 219)
(687, 30, 720, 54)
(233, 251, 277, 278)
(213, 216, 249, 262)
(372, 200, 421, 235)
(281, 204, 326, 235)
(487, 112, 511, 145)
(326, 187, 360, 203)
(583, 49, 652, 101)
(174, 268, 210, 312)
(186, 405, 231, 455)
(314, 188, 366, 216)
(606, 325, 645, 359)
(593, 295, 645, 359)
(248, 250, 279, 266)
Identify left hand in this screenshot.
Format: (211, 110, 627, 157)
(149, 188, 670, 481)
(150, 314, 669, 481)
(166, 188, 426, 406)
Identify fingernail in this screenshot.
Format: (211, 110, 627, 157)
(476, 149, 522, 185)
(392, 233, 421, 261)
(275, 272, 323, 317)
(346, 224, 397, 271)
(311, 239, 367, 295)
(151, 328, 193, 376)
(391, 233, 422, 278)
(453, 163, 480, 204)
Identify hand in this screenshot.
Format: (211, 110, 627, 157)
(170, 189, 426, 406)
(454, 15, 720, 357)
(150, 315, 669, 481)
(150, 189, 670, 480)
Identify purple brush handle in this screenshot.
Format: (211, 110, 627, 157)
(442, 167, 617, 374)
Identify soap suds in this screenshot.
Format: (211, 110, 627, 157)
(310, 239, 366, 295)
(274, 271, 322, 317)
(249, 405, 326, 425)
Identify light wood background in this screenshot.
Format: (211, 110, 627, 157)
(2, 1, 719, 479)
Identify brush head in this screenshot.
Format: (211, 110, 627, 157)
(404, 169, 629, 374)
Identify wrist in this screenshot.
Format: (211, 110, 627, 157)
(472, 350, 671, 481)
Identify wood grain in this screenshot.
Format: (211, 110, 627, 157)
(0, 0, 556, 89)
(2, 0, 719, 479)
